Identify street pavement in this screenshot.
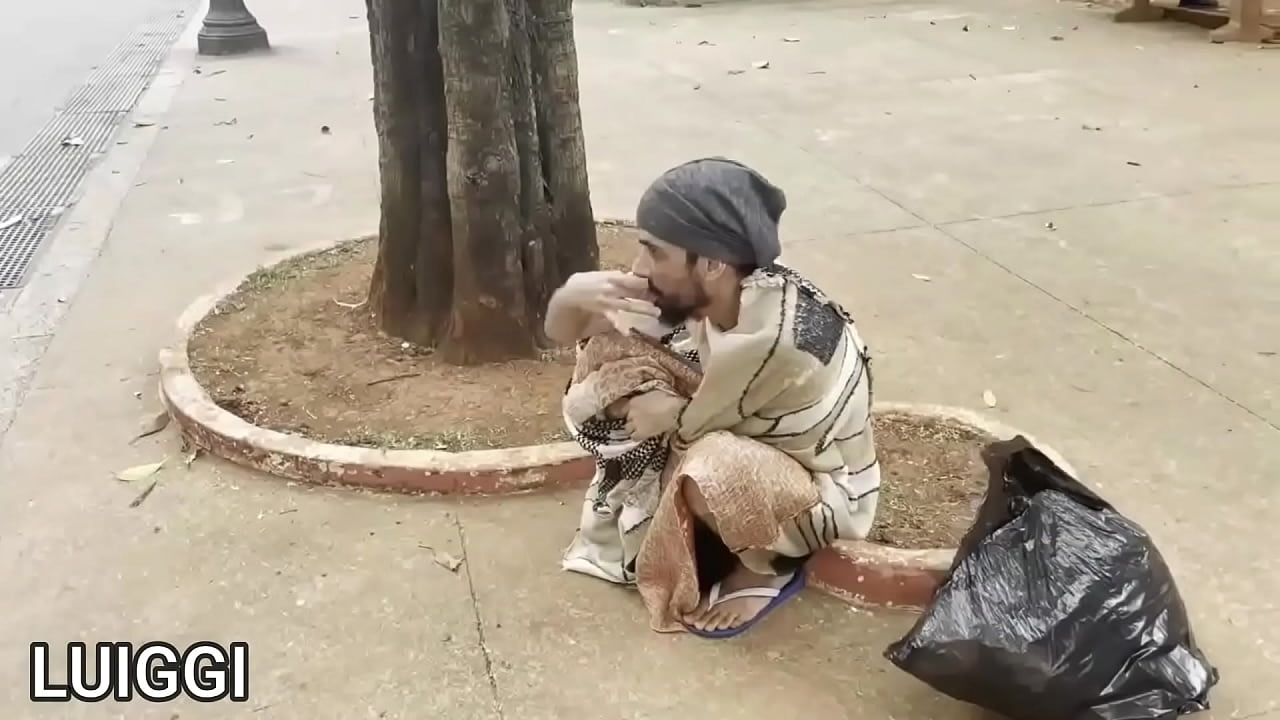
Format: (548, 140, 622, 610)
(0, 0, 1277, 718)
(0, 0, 197, 166)
(0, 0, 200, 443)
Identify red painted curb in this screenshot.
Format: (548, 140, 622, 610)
(806, 541, 954, 611)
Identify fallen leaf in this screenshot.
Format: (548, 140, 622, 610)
(782, 37, 800, 42)
(0, 214, 23, 231)
(130, 410, 171, 443)
(697, 39, 714, 46)
(320, 125, 332, 135)
(1050, 35, 1064, 41)
(911, 273, 932, 282)
(962, 23, 970, 31)
(752, 60, 771, 69)
(208, 69, 226, 77)
(129, 480, 159, 508)
(1045, 221, 1056, 230)
(982, 389, 998, 408)
(115, 460, 166, 482)
(419, 545, 464, 572)
(1126, 161, 1142, 167)
(133, 121, 156, 128)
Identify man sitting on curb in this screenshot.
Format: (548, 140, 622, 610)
(547, 157, 880, 637)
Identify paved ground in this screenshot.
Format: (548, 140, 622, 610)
(0, 0, 1276, 717)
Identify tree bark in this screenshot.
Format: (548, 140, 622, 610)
(437, 0, 536, 364)
(365, 0, 598, 365)
(529, 0, 598, 280)
(506, 0, 557, 343)
(365, 0, 453, 346)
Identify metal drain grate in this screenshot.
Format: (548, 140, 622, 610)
(0, 8, 193, 290)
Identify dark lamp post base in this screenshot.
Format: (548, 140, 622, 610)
(198, 0, 270, 56)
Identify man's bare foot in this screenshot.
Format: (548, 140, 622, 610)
(683, 563, 794, 633)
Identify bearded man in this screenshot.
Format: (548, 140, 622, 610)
(546, 158, 880, 638)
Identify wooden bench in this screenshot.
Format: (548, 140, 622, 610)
(1114, 0, 1278, 43)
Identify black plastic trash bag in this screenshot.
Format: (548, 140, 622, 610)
(885, 436, 1219, 720)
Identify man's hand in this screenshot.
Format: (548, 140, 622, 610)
(558, 271, 660, 317)
(545, 271, 661, 345)
(625, 390, 686, 440)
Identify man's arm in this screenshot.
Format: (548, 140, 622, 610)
(544, 271, 658, 346)
(544, 287, 613, 345)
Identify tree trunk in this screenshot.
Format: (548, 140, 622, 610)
(529, 0, 598, 280)
(437, 0, 537, 364)
(365, 0, 597, 365)
(506, 0, 557, 344)
(365, 0, 453, 346)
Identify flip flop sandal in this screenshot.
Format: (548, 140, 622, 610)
(683, 571, 806, 639)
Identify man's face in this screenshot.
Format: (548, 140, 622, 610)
(631, 233, 708, 326)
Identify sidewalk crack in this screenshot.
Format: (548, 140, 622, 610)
(935, 225, 1280, 433)
(454, 512, 506, 720)
(652, 57, 1280, 431)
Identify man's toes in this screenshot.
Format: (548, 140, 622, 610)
(683, 601, 711, 624)
(697, 610, 721, 631)
(693, 608, 720, 631)
(689, 608, 715, 630)
(711, 609, 741, 632)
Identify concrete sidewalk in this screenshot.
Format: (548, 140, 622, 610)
(0, 0, 1277, 717)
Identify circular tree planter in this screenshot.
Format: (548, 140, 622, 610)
(160, 226, 644, 496)
(160, 242, 1075, 610)
(159, 257, 594, 496)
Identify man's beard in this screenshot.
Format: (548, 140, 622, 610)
(657, 301, 693, 327)
(650, 281, 707, 327)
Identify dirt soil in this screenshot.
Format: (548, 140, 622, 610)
(867, 413, 994, 549)
(190, 222, 988, 547)
(189, 223, 642, 452)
